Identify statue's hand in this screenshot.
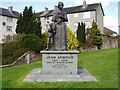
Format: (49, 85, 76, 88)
(57, 15, 63, 18)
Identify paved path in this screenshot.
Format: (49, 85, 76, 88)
(23, 68, 97, 82)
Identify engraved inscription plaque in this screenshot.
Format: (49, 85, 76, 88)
(41, 51, 79, 75)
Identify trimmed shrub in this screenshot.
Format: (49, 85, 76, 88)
(67, 27, 79, 50)
(20, 34, 47, 52)
(77, 22, 86, 44)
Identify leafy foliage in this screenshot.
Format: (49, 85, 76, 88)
(85, 39, 92, 45)
(2, 34, 27, 65)
(41, 34, 47, 50)
(67, 27, 79, 50)
(77, 22, 86, 44)
(20, 34, 47, 52)
(2, 34, 13, 43)
(16, 13, 23, 34)
(86, 20, 103, 49)
(35, 16, 42, 38)
(16, 6, 42, 37)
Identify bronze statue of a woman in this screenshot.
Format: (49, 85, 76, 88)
(52, 2, 68, 51)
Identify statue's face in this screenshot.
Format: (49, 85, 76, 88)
(58, 2, 63, 10)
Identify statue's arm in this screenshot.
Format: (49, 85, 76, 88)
(64, 12, 68, 22)
(52, 13, 57, 22)
(52, 13, 57, 31)
(57, 12, 68, 22)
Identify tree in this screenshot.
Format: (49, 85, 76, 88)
(77, 22, 81, 43)
(86, 20, 103, 49)
(67, 27, 79, 50)
(35, 16, 42, 38)
(16, 6, 42, 37)
(77, 22, 86, 44)
(16, 13, 23, 34)
(22, 6, 28, 33)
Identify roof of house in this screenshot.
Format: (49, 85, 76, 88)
(36, 3, 105, 17)
(0, 7, 19, 18)
(104, 27, 117, 34)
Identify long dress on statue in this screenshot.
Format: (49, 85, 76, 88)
(52, 9, 68, 51)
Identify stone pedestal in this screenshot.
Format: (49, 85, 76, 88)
(23, 50, 98, 82)
(41, 50, 79, 75)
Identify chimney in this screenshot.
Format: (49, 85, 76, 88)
(8, 6, 13, 13)
(83, 0, 87, 8)
(54, 5, 57, 12)
(44, 7, 48, 13)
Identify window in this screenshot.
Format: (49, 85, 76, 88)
(74, 13, 78, 17)
(67, 14, 69, 20)
(84, 21, 91, 28)
(6, 26, 12, 31)
(45, 24, 49, 29)
(74, 31, 77, 37)
(66, 22, 69, 26)
(7, 17, 12, 22)
(74, 22, 78, 26)
(83, 12, 90, 19)
(45, 17, 49, 21)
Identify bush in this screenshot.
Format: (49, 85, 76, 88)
(86, 20, 103, 49)
(41, 34, 47, 50)
(85, 39, 93, 45)
(67, 27, 79, 50)
(2, 34, 27, 65)
(2, 34, 13, 43)
(20, 34, 47, 52)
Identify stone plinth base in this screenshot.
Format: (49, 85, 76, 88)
(22, 68, 98, 82)
(41, 50, 79, 75)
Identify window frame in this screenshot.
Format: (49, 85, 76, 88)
(84, 21, 91, 28)
(74, 22, 78, 26)
(45, 17, 49, 21)
(7, 17, 12, 22)
(6, 26, 12, 31)
(74, 13, 78, 18)
(83, 12, 90, 19)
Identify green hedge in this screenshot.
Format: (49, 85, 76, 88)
(20, 34, 47, 52)
(2, 41, 27, 65)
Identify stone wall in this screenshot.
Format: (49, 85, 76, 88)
(102, 35, 118, 49)
(78, 45, 98, 52)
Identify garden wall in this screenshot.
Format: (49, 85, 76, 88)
(78, 45, 98, 52)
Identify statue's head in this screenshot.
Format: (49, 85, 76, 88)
(58, 2, 64, 10)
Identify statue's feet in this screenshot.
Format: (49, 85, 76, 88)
(66, 48, 68, 51)
(53, 49, 56, 51)
(46, 48, 49, 50)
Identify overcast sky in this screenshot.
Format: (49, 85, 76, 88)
(0, 0, 119, 33)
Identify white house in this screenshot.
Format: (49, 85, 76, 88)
(0, 6, 19, 43)
(36, 0, 104, 35)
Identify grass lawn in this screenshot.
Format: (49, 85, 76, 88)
(1, 48, 118, 88)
